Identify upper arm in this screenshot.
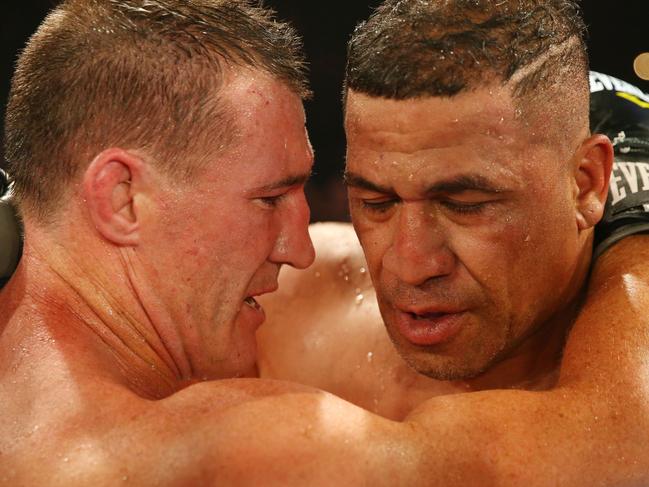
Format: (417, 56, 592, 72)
(185, 380, 648, 487)
(560, 235, 649, 394)
(170, 381, 423, 487)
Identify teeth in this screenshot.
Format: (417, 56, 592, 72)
(244, 297, 261, 311)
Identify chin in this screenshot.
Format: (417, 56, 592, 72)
(231, 343, 260, 379)
(203, 341, 258, 380)
(397, 348, 495, 381)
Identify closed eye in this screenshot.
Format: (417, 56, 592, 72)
(361, 198, 399, 213)
(440, 199, 489, 214)
(258, 193, 288, 208)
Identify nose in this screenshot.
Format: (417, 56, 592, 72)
(383, 203, 456, 286)
(270, 190, 315, 269)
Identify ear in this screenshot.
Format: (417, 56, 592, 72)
(573, 134, 614, 231)
(82, 148, 145, 246)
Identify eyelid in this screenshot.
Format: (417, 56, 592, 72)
(439, 198, 494, 215)
(256, 183, 307, 208)
(257, 191, 288, 207)
(357, 196, 399, 214)
(433, 187, 502, 200)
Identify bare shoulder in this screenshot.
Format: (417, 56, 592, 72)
(4, 378, 390, 486)
(106, 379, 412, 487)
(159, 379, 419, 487)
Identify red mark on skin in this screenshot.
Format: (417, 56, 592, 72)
(248, 89, 269, 105)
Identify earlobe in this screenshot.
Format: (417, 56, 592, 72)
(83, 148, 144, 246)
(574, 134, 614, 231)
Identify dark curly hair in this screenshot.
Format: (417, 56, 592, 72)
(346, 0, 588, 100)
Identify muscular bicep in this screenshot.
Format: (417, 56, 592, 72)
(404, 384, 649, 486)
(186, 378, 648, 486)
(176, 382, 423, 486)
(560, 235, 649, 389)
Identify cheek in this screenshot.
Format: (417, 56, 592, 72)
(445, 214, 538, 310)
(460, 206, 575, 318)
(180, 202, 269, 265)
(225, 216, 278, 265)
(352, 219, 389, 271)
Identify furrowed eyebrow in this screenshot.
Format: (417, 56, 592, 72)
(252, 172, 312, 193)
(344, 172, 394, 194)
(344, 172, 504, 195)
(425, 175, 505, 195)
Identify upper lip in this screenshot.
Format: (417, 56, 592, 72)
(396, 304, 466, 316)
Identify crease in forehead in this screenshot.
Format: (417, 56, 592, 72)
(347, 136, 527, 193)
(345, 104, 535, 192)
(346, 92, 522, 153)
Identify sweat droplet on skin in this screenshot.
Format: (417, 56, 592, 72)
(354, 286, 365, 305)
(338, 262, 351, 282)
(275, 234, 289, 255)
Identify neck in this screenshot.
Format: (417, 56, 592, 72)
(2, 229, 195, 399)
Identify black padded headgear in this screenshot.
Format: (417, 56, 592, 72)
(590, 71, 649, 258)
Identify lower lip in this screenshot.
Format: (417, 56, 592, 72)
(239, 299, 266, 330)
(394, 310, 465, 346)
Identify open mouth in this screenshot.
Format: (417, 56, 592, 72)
(244, 296, 262, 311)
(394, 309, 465, 346)
(409, 311, 448, 320)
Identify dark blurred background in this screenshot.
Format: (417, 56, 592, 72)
(2, 1, 647, 221)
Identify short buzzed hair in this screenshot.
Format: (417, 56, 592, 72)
(4, 0, 309, 221)
(346, 0, 588, 100)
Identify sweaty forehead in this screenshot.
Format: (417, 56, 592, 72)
(343, 88, 569, 193)
(346, 90, 548, 170)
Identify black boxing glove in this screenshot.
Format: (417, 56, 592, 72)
(0, 169, 21, 288)
(590, 71, 649, 259)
